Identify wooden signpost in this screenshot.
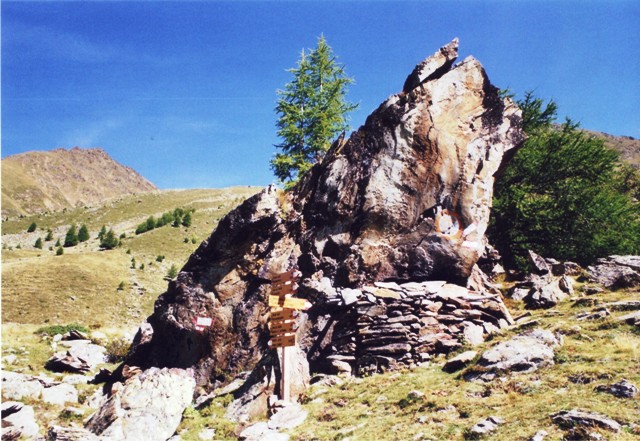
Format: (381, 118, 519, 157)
(268, 269, 311, 402)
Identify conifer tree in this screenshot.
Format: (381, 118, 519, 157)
(45, 229, 54, 241)
(272, 35, 358, 187)
(489, 92, 640, 268)
(78, 224, 90, 243)
(34, 237, 43, 249)
(27, 222, 37, 233)
(100, 228, 119, 250)
(64, 225, 79, 247)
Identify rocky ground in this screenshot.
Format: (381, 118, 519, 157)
(2, 254, 639, 440)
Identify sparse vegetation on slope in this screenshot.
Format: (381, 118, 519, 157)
(1, 187, 260, 329)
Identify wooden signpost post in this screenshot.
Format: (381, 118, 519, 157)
(269, 269, 311, 402)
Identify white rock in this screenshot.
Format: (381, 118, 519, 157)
(1, 401, 40, 438)
(268, 403, 308, 430)
(42, 383, 78, 405)
(1, 370, 43, 400)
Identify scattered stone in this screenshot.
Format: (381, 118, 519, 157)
(443, 351, 478, 373)
(63, 330, 89, 341)
(576, 307, 610, 321)
(551, 409, 621, 432)
(463, 323, 485, 346)
(1, 370, 44, 400)
(1, 401, 39, 439)
(465, 329, 560, 381)
(3, 354, 18, 365)
(45, 352, 91, 374)
(529, 430, 548, 441)
(616, 311, 640, 326)
(48, 425, 108, 441)
(62, 374, 89, 385)
(42, 383, 78, 405)
(239, 422, 289, 441)
(594, 379, 639, 398)
(470, 416, 504, 436)
(198, 428, 216, 440)
(85, 367, 195, 441)
(528, 250, 550, 275)
(58, 340, 107, 368)
(588, 255, 640, 290)
(267, 403, 308, 430)
(583, 285, 603, 295)
(606, 300, 640, 311)
(340, 288, 362, 306)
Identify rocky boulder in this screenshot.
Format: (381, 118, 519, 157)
(125, 39, 524, 390)
(85, 367, 195, 441)
(464, 329, 561, 381)
(588, 255, 640, 290)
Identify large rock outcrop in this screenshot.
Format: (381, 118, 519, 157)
(127, 39, 524, 389)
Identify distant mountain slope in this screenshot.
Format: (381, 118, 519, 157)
(2, 147, 157, 217)
(589, 130, 640, 168)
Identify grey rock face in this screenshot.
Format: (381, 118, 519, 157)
(443, 350, 478, 373)
(551, 409, 621, 432)
(127, 39, 524, 390)
(85, 367, 195, 441)
(465, 329, 561, 381)
(588, 255, 640, 290)
(595, 379, 639, 398)
(470, 416, 504, 436)
(1, 370, 44, 401)
(1, 401, 39, 439)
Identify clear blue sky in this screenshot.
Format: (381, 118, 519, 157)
(2, 1, 639, 189)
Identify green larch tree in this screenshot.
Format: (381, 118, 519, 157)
(272, 35, 358, 188)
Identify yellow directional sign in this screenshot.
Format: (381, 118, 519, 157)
(272, 282, 296, 296)
(269, 295, 285, 307)
(283, 297, 311, 310)
(271, 309, 296, 321)
(272, 270, 298, 284)
(270, 334, 296, 348)
(270, 320, 296, 334)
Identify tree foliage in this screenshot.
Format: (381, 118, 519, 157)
(78, 224, 90, 243)
(64, 225, 79, 247)
(99, 228, 119, 250)
(489, 92, 640, 269)
(271, 35, 358, 188)
(27, 222, 37, 233)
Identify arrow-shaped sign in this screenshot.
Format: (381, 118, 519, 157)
(272, 282, 297, 296)
(269, 334, 296, 348)
(270, 320, 296, 334)
(272, 270, 298, 284)
(271, 309, 297, 321)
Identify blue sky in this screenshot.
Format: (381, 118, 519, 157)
(2, 1, 639, 189)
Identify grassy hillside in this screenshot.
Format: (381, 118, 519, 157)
(1, 186, 261, 328)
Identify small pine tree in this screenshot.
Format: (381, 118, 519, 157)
(56, 246, 64, 256)
(27, 222, 37, 233)
(64, 225, 79, 247)
(55, 238, 61, 247)
(117, 281, 126, 291)
(182, 212, 192, 227)
(78, 224, 90, 242)
(167, 264, 179, 279)
(98, 225, 107, 240)
(272, 35, 358, 187)
(45, 229, 54, 241)
(34, 237, 43, 249)
(99, 229, 119, 250)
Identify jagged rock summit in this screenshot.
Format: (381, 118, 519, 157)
(127, 39, 524, 390)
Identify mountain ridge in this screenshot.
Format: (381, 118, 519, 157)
(2, 147, 157, 217)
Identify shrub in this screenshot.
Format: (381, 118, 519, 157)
(35, 323, 89, 336)
(105, 337, 131, 363)
(100, 229, 119, 250)
(156, 255, 165, 262)
(167, 264, 179, 279)
(490, 92, 640, 269)
(27, 222, 37, 232)
(56, 246, 64, 255)
(117, 281, 126, 291)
